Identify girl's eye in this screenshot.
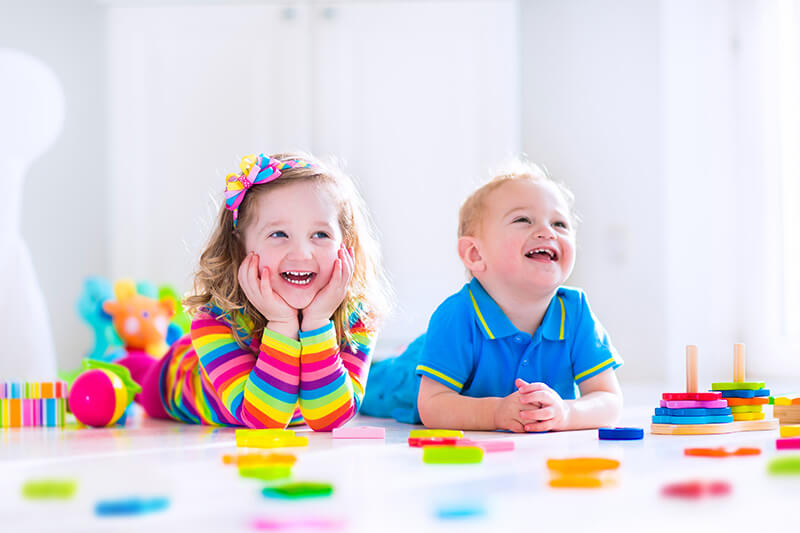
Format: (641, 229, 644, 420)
(512, 216, 531, 224)
(312, 231, 330, 239)
(554, 221, 568, 229)
(269, 231, 288, 238)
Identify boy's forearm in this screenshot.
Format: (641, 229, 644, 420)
(419, 394, 501, 431)
(564, 390, 623, 430)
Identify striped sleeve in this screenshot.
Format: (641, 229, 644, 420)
(191, 311, 301, 428)
(298, 316, 376, 431)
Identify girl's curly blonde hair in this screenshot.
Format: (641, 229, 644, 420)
(184, 152, 391, 349)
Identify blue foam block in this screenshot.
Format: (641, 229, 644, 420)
(95, 497, 169, 517)
(598, 427, 644, 440)
(651, 415, 734, 425)
(720, 389, 770, 398)
(654, 407, 732, 416)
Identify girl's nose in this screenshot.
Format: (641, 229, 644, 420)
(287, 241, 313, 260)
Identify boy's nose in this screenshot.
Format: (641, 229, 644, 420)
(534, 225, 556, 239)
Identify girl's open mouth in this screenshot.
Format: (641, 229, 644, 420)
(281, 271, 315, 286)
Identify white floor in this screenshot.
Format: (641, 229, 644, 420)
(1, 387, 799, 533)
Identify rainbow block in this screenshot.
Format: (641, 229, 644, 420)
(726, 397, 768, 406)
(652, 415, 734, 425)
(732, 412, 765, 421)
(711, 382, 765, 391)
(721, 389, 770, 398)
(780, 425, 800, 438)
(660, 399, 728, 409)
(662, 392, 721, 401)
(730, 405, 763, 413)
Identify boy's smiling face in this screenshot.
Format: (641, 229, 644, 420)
(465, 179, 576, 296)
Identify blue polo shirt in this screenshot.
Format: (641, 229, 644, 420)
(415, 278, 623, 400)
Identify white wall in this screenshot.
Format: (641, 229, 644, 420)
(0, 0, 107, 372)
(520, 0, 666, 382)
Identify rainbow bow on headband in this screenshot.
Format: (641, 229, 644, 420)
(224, 154, 315, 227)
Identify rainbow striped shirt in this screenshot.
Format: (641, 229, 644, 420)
(158, 306, 376, 431)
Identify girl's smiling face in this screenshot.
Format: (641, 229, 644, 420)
(241, 181, 342, 310)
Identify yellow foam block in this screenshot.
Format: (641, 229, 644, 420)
(774, 397, 792, 406)
(730, 405, 763, 413)
(780, 425, 800, 438)
(733, 412, 765, 421)
(409, 429, 463, 438)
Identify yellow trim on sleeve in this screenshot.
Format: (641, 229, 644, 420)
(469, 289, 495, 339)
(416, 365, 463, 389)
(558, 296, 565, 340)
(574, 357, 616, 382)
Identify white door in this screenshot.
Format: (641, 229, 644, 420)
(108, 4, 313, 289)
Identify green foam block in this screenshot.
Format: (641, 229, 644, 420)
(423, 446, 483, 464)
(239, 465, 292, 481)
(262, 482, 333, 499)
(711, 382, 765, 391)
(767, 455, 800, 475)
(22, 479, 77, 500)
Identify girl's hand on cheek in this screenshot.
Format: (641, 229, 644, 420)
(237, 252, 298, 326)
(301, 245, 354, 331)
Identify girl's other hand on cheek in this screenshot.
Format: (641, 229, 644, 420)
(237, 252, 298, 325)
(301, 245, 354, 331)
(515, 379, 570, 432)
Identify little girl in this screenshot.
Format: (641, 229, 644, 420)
(120, 152, 390, 430)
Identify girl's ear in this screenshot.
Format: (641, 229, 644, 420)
(457, 236, 486, 273)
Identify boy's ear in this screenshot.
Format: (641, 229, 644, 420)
(457, 236, 486, 273)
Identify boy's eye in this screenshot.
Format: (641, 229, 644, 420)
(269, 231, 288, 238)
(312, 231, 330, 239)
(512, 216, 531, 224)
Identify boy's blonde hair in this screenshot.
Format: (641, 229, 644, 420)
(185, 152, 391, 348)
(458, 159, 577, 238)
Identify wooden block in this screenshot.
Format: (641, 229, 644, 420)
(409, 429, 463, 438)
(793, 398, 800, 405)
(662, 392, 721, 401)
(732, 412, 765, 421)
(651, 418, 778, 435)
(712, 382, 765, 391)
(776, 437, 800, 450)
(721, 389, 770, 398)
(733, 343, 745, 382)
(686, 345, 698, 393)
(652, 415, 734, 425)
(726, 397, 768, 406)
(660, 399, 728, 409)
(780, 425, 800, 438)
(773, 406, 800, 424)
(730, 405, 764, 413)
(684, 447, 760, 457)
(332, 426, 385, 439)
(546, 457, 620, 473)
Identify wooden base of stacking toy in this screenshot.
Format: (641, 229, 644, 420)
(651, 418, 778, 435)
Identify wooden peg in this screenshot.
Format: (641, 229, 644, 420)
(734, 343, 745, 382)
(686, 345, 698, 393)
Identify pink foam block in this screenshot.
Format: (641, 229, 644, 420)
(660, 399, 729, 409)
(776, 437, 800, 450)
(458, 439, 515, 452)
(332, 426, 385, 439)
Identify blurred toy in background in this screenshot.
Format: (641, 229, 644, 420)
(76, 277, 124, 362)
(103, 278, 175, 358)
(68, 359, 140, 427)
(158, 285, 190, 344)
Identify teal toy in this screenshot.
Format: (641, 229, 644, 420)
(76, 276, 124, 362)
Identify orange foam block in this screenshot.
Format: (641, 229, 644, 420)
(684, 447, 760, 457)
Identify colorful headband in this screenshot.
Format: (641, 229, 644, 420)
(224, 154, 315, 227)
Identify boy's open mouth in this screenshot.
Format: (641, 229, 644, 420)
(281, 271, 315, 285)
(525, 247, 559, 261)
